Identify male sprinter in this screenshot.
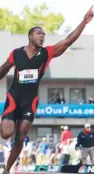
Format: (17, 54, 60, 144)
(0, 6, 94, 174)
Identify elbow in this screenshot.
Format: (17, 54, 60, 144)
(0, 68, 3, 80)
(0, 72, 5, 80)
(0, 76, 3, 80)
(0, 72, 3, 80)
(0, 74, 2, 80)
(55, 47, 68, 57)
(0, 68, 8, 80)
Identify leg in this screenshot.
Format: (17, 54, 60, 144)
(0, 92, 16, 139)
(81, 148, 88, 165)
(4, 96, 38, 172)
(20, 157, 24, 170)
(0, 119, 15, 139)
(88, 147, 94, 165)
(4, 120, 31, 172)
(21, 150, 29, 170)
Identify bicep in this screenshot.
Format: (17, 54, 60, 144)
(0, 59, 13, 75)
(2, 59, 13, 69)
(0, 50, 15, 77)
(5, 49, 15, 68)
(44, 46, 55, 72)
(1, 52, 14, 71)
(54, 39, 69, 57)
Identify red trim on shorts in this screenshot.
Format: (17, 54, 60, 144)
(32, 96, 38, 114)
(2, 93, 16, 117)
(44, 46, 54, 72)
(38, 63, 44, 75)
(8, 50, 15, 65)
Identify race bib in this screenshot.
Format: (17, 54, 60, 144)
(19, 69, 38, 84)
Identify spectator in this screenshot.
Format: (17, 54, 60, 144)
(36, 137, 49, 165)
(48, 148, 56, 165)
(56, 93, 65, 104)
(0, 144, 4, 167)
(30, 142, 37, 164)
(55, 142, 62, 165)
(59, 126, 73, 166)
(60, 126, 73, 144)
(24, 136, 30, 146)
(4, 138, 17, 172)
(4, 138, 13, 166)
(19, 136, 30, 171)
(88, 96, 94, 104)
(75, 123, 94, 165)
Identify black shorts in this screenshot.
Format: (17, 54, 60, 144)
(1, 89, 38, 123)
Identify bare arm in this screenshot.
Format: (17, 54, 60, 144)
(53, 6, 94, 57)
(0, 50, 15, 80)
(0, 60, 13, 80)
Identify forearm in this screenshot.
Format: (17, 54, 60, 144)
(54, 7, 93, 57)
(54, 19, 87, 57)
(65, 19, 86, 47)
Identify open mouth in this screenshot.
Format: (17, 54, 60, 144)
(40, 39, 44, 45)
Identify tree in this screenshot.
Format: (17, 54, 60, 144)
(0, 3, 64, 34)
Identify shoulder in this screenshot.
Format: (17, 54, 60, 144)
(79, 131, 83, 136)
(11, 47, 24, 63)
(43, 46, 54, 57)
(14, 46, 24, 55)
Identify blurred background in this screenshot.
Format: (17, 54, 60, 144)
(0, 0, 94, 172)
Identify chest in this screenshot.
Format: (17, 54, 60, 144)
(81, 134, 93, 140)
(14, 50, 45, 70)
(14, 48, 48, 84)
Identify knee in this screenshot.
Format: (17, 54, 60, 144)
(15, 132, 26, 145)
(1, 132, 12, 140)
(0, 120, 15, 140)
(90, 158, 94, 165)
(82, 158, 87, 165)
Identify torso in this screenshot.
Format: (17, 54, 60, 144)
(9, 46, 49, 99)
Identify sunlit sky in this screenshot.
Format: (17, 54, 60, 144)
(0, 0, 94, 34)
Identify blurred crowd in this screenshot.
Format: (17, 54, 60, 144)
(48, 88, 94, 105)
(0, 123, 94, 172)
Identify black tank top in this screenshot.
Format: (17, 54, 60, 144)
(8, 46, 54, 98)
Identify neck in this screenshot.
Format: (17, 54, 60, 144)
(84, 129, 92, 133)
(28, 43, 40, 53)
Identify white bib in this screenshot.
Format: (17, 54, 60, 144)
(19, 69, 38, 84)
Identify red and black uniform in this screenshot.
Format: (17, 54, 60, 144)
(2, 46, 54, 122)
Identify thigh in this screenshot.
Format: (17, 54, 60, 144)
(17, 120, 31, 134)
(21, 96, 39, 123)
(1, 119, 15, 137)
(89, 147, 94, 160)
(1, 92, 17, 122)
(1, 92, 17, 138)
(82, 148, 88, 159)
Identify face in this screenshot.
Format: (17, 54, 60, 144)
(29, 27, 45, 48)
(85, 127, 91, 132)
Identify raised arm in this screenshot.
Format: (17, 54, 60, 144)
(0, 51, 14, 80)
(53, 6, 94, 57)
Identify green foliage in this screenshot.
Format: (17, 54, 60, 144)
(0, 3, 64, 34)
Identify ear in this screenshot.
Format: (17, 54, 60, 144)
(28, 34, 32, 40)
